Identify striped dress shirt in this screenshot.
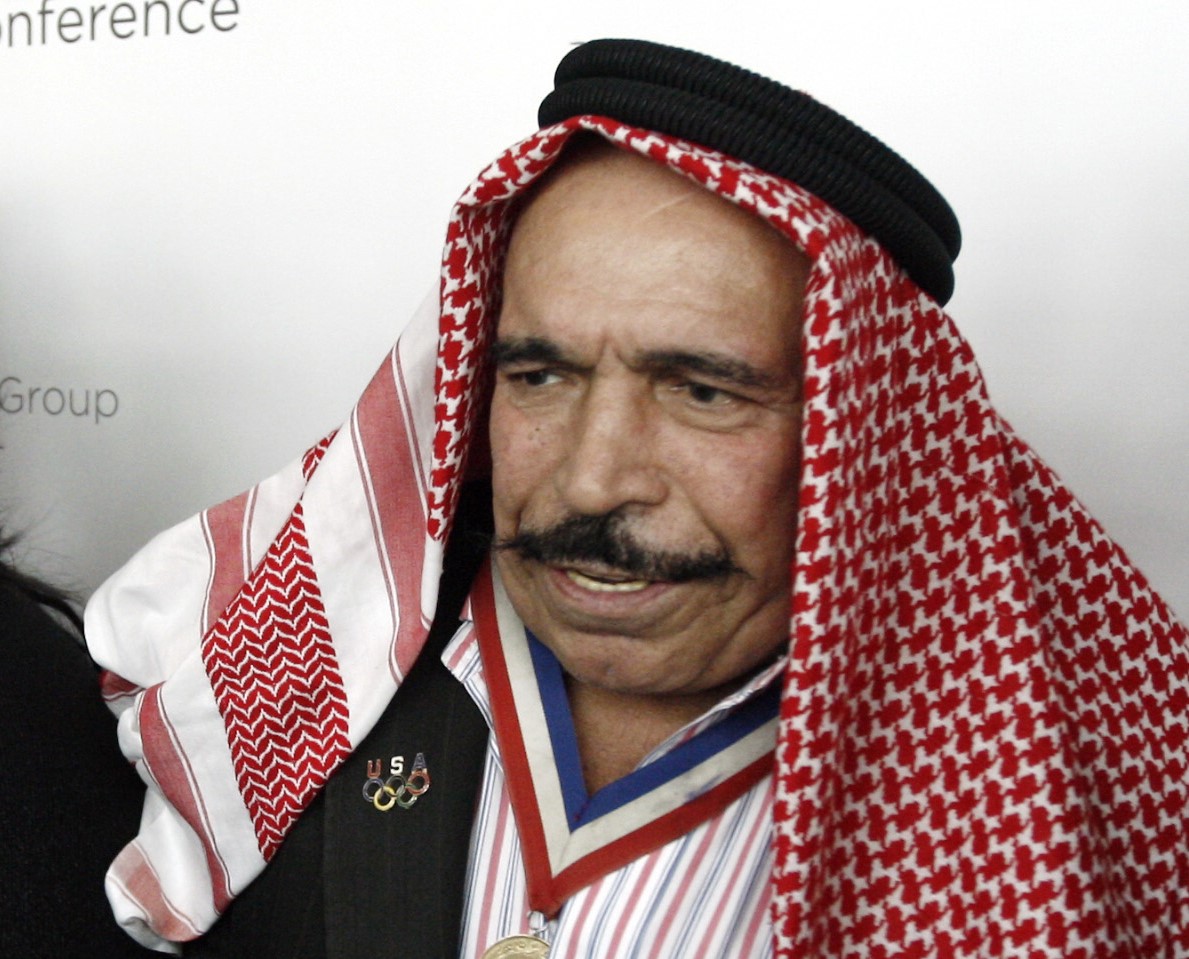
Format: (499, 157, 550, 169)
(443, 612, 783, 959)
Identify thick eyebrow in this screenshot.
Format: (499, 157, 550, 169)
(490, 336, 570, 368)
(637, 349, 787, 391)
(490, 338, 792, 392)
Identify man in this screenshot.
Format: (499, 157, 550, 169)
(86, 39, 1189, 958)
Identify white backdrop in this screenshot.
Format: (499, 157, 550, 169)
(2, 0, 1186, 622)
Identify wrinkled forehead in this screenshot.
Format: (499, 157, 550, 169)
(503, 131, 811, 310)
(504, 129, 805, 237)
(521, 122, 848, 264)
(447, 117, 863, 358)
(496, 132, 813, 392)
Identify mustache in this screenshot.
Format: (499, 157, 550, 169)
(492, 512, 741, 583)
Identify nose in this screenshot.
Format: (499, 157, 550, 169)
(552, 378, 667, 516)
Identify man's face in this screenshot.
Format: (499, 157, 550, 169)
(488, 143, 808, 701)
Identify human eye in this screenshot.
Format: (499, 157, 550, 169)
(503, 367, 563, 389)
(495, 363, 579, 410)
(668, 377, 743, 410)
(680, 379, 737, 406)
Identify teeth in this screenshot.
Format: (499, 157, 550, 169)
(566, 569, 650, 592)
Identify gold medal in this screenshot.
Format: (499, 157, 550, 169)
(480, 934, 550, 958)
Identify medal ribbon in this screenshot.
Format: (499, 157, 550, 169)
(471, 561, 779, 916)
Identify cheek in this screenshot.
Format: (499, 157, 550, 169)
(689, 431, 801, 559)
(754, 437, 802, 532)
(488, 402, 524, 525)
(488, 398, 559, 527)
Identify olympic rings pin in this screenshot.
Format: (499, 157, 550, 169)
(362, 752, 431, 811)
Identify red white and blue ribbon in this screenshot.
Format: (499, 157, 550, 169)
(470, 562, 778, 916)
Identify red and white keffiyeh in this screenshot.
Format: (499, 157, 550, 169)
(86, 116, 1189, 956)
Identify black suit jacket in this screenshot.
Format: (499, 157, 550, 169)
(186, 483, 493, 959)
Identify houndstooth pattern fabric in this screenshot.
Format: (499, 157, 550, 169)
(87, 116, 1189, 955)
